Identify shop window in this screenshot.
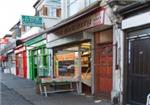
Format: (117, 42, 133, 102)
(34, 50, 38, 65)
(18, 54, 23, 76)
(54, 46, 79, 77)
(80, 42, 92, 89)
(43, 49, 48, 68)
(58, 60, 75, 76)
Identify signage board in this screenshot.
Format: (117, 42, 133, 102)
(25, 34, 46, 46)
(15, 46, 26, 54)
(21, 15, 43, 27)
(0, 38, 8, 44)
(54, 8, 105, 36)
(122, 11, 150, 29)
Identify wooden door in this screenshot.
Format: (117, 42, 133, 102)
(95, 43, 113, 98)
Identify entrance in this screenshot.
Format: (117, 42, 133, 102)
(94, 29, 113, 99)
(18, 53, 24, 77)
(29, 46, 48, 80)
(80, 42, 92, 94)
(95, 43, 112, 98)
(127, 37, 150, 105)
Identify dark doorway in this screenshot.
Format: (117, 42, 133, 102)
(127, 37, 150, 105)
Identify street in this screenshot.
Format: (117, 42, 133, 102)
(0, 71, 111, 105)
(1, 83, 34, 105)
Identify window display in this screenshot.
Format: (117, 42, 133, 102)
(54, 46, 79, 78)
(58, 60, 75, 76)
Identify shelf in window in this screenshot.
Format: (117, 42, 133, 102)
(82, 65, 89, 68)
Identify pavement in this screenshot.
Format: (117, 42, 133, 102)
(0, 68, 112, 105)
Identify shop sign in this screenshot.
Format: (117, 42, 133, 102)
(0, 38, 8, 44)
(21, 15, 43, 27)
(54, 8, 105, 36)
(15, 46, 26, 54)
(25, 34, 46, 46)
(29, 40, 46, 49)
(122, 11, 150, 29)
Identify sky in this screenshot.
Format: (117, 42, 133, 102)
(0, 0, 37, 38)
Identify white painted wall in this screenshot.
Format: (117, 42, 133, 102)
(112, 24, 124, 104)
(122, 11, 150, 29)
(43, 17, 61, 28)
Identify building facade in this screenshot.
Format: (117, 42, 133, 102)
(117, 1, 150, 105)
(46, 0, 119, 102)
(23, 0, 61, 80)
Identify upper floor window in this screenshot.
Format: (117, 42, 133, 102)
(48, 7, 61, 17)
(85, 0, 97, 6)
(48, 7, 57, 17)
(38, 5, 48, 16)
(67, 0, 97, 17)
(67, 0, 79, 16)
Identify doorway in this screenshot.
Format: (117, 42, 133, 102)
(18, 53, 24, 77)
(95, 43, 112, 98)
(80, 42, 92, 94)
(127, 37, 150, 105)
(94, 29, 113, 99)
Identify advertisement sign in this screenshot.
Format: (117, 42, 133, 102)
(21, 15, 43, 27)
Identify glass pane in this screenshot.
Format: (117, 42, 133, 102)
(90, 0, 97, 3)
(48, 7, 57, 17)
(68, 0, 79, 16)
(85, 0, 97, 6)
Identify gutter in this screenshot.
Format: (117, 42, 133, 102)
(33, 0, 40, 8)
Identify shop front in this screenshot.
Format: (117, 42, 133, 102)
(15, 45, 27, 78)
(25, 34, 49, 80)
(46, 5, 113, 98)
(0, 55, 7, 71)
(120, 7, 150, 105)
(47, 33, 93, 94)
(7, 50, 16, 75)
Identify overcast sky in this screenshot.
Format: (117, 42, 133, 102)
(0, 0, 37, 38)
